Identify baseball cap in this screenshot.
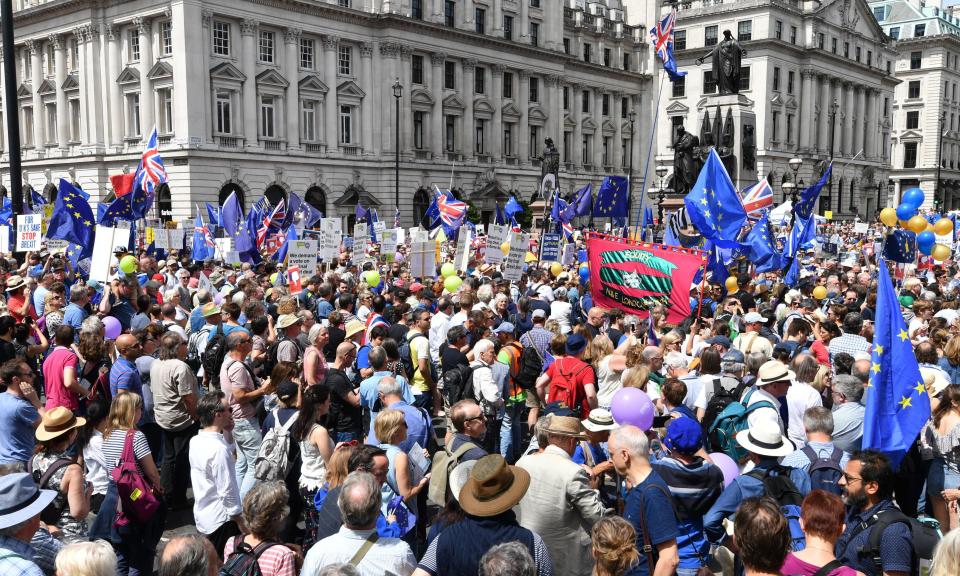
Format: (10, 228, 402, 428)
(722, 349, 745, 363)
(743, 312, 766, 324)
(531, 309, 547, 320)
(492, 322, 515, 335)
(663, 417, 703, 454)
(706, 336, 732, 349)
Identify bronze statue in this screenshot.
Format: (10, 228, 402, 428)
(540, 137, 560, 177)
(742, 124, 756, 171)
(673, 126, 700, 195)
(696, 30, 747, 95)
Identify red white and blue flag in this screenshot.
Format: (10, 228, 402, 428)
(133, 128, 167, 197)
(739, 180, 774, 219)
(257, 199, 286, 247)
(650, 9, 686, 82)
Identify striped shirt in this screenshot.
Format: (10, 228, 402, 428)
(101, 429, 151, 476)
(223, 537, 296, 576)
(0, 535, 44, 576)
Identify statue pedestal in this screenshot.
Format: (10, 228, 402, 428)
(699, 93, 757, 190)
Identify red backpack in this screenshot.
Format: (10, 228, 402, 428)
(547, 358, 590, 416)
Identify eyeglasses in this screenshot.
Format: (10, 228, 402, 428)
(465, 413, 486, 423)
(842, 473, 862, 484)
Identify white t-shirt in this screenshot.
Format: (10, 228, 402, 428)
(550, 301, 573, 334)
(746, 387, 784, 432)
(595, 356, 624, 408)
(680, 373, 703, 412)
(786, 381, 823, 447)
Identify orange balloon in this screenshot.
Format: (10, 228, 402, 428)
(899, 219, 911, 229)
(812, 286, 827, 300)
(907, 215, 929, 234)
(932, 243, 952, 261)
(934, 218, 955, 236)
(724, 276, 739, 292)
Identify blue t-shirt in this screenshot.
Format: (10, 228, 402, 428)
(622, 470, 680, 576)
(108, 295, 135, 330)
(357, 344, 372, 370)
(0, 393, 39, 464)
(207, 324, 250, 342)
(62, 303, 88, 332)
(834, 500, 914, 576)
(109, 357, 142, 397)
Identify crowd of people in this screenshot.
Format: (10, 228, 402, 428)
(0, 223, 959, 576)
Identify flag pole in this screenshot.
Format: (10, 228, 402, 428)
(634, 71, 665, 241)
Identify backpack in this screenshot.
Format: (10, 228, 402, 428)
(747, 465, 806, 551)
(254, 408, 299, 482)
(428, 441, 479, 506)
(701, 375, 748, 449)
(854, 507, 939, 576)
(707, 388, 776, 461)
(219, 536, 279, 576)
(186, 325, 212, 372)
(801, 446, 844, 495)
(202, 323, 228, 388)
(261, 336, 303, 379)
(512, 343, 543, 390)
(442, 363, 475, 406)
(28, 457, 72, 525)
(546, 358, 590, 417)
(400, 333, 436, 383)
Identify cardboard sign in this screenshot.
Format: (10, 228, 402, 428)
(88, 227, 129, 283)
(454, 228, 473, 271)
(373, 220, 386, 239)
(168, 229, 185, 251)
(562, 243, 576, 266)
(46, 239, 69, 253)
(380, 229, 398, 262)
(502, 233, 528, 281)
(353, 223, 369, 263)
(853, 222, 870, 234)
(287, 239, 319, 272)
(824, 210, 833, 220)
(485, 224, 508, 264)
(319, 219, 340, 261)
(287, 265, 303, 294)
(540, 233, 562, 263)
(16, 215, 42, 251)
(410, 240, 436, 278)
(409, 227, 429, 244)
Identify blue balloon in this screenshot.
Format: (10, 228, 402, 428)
(902, 187, 925, 209)
(896, 202, 917, 222)
(579, 266, 590, 282)
(917, 231, 936, 255)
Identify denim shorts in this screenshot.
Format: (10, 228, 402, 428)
(927, 457, 960, 496)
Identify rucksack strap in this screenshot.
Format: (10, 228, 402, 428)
(861, 508, 911, 569)
(37, 458, 74, 491)
(801, 445, 818, 466)
(812, 559, 846, 576)
(348, 531, 380, 566)
(446, 441, 479, 463)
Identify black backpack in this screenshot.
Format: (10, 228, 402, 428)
(202, 323, 228, 388)
(260, 335, 303, 378)
(399, 333, 436, 383)
(853, 507, 939, 576)
(701, 375, 748, 450)
(511, 343, 543, 390)
(219, 536, 279, 576)
(442, 363, 475, 405)
(186, 325, 212, 372)
(28, 457, 72, 525)
(802, 446, 844, 495)
(746, 465, 806, 551)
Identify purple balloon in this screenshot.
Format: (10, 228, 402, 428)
(214, 293, 223, 305)
(708, 452, 740, 487)
(103, 316, 122, 341)
(610, 387, 655, 430)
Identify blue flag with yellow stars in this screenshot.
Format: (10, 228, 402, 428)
(883, 230, 917, 264)
(794, 163, 831, 221)
(863, 260, 931, 469)
(592, 176, 629, 218)
(98, 194, 136, 226)
(48, 179, 94, 247)
(684, 149, 747, 247)
(743, 212, 781, 272)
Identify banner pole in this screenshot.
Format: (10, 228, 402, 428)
(634, 72, 664, 241)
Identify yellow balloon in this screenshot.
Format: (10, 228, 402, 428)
(879, 207, 898, 227)
(932, 243, 952, 261)
(812, 285, 827, 300)
(908, 215, 929, 234)
(935, 218, 955, 236)
(550, 263, 563, 277)
(926, 223, 936, 233)
(724, 276, 739, 292)
(500, 241, 510, 255)
(899, 219, 911, 229)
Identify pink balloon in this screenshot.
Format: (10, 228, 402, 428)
(103, 316, 122, 341)
(610, 387, 655, 430)
(708, 452, 740, 487)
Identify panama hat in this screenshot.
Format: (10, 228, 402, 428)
(5, 275, 26, 292)
(276, 314, 302, 330)
(458, 454, 530, 517)
(756, 360, 796, 387)
(449, 460, 477, 503)
(200, 302, 222, 318)
(582, 408, 618, 432)
(541, 415, 587, 439)
(0, 473, 57, 529)
(35, 407, 86, 443)
(736, 418, 795, 457)
(920, 367, 951, 397)
(344, 320, 366, 339)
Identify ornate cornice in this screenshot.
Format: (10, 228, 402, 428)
(284, 27, 302, 44)
(430, 51, 446, 66)
(132, 16, 151, 36)
(240, 19, 258, 36)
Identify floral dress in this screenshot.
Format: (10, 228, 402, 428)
(30, 451, 88, 543)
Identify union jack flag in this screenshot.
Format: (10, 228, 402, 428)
(257, 199, 286, 247)
(195, 215, 215, 248)
(133, 128, 167, 198)
(650, 9, 686, 82)
(436, 189, 466, 226)
(739, 180, 774, 219)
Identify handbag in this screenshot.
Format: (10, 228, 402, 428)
(112, 430, 161, 525)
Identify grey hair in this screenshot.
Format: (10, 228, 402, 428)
(471, 338, 495, 357)
(722, 361, 745, 376)
(803, 406, 834, 436)
(832, 374, 865, 403)
(157, 534, 214, 576)
(642, 347, 661, 361)
(610, 424, 650, 457)
(793, 355, 820, 384)
(69, 283, 88, 303)
(81, 315, 104, 336)
(746, 351, 768, 374)
(310, 323, 327, 345)
(297, 309, 314, 322)
(56, 540, 117, 576)
(317, 565, 362, 576)
(664, 351, 689, 370)
(227, 330, 249, 351)
(242, 481, 289, 540)
(534, 414, 553, 449)
(368, 346, 387, 370)
(163, 288, 179, 302)
(479, 541, 537, 576)
(338, 471, 381, 529)
(377, 376, 404, 398)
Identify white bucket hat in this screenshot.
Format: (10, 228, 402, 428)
(735, 418, 795, 457)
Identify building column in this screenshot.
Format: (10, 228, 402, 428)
(135, 17, 154, 142)
(430, 51, 445, 159)
(51, 34, 68, 149)
(817, 74, 830, 153)
(462, 58, 476, 158)
(855, 85, 867, 157)
(73, 28, 89, 146)
(105, 25, 123, 148)
(492, 0, 503, 37)
(464, 0, 474, 29)
(284, 28, 301, 151)
(612, 90, 623, 171)
(520, 0, 529, 42)
(29, 40, 43, 150)
(866, 88, 878, 160)
(832, 79, 843, 156)
(323, 34, 340, 156)
(432, 0, 444, 23)
(241, 19, 259, 148)
(379, 41, 399, 154)
(491, 64, 503, 160)
(593, 89, 603, 168)
(842, 81, 854, 156)
(360, 42, 374, 155)
(548, 74, 562, 155)
(572, 83, 582, 168)
(400, 44, 413, 155)
(798, 68, 813, 152)
(519, 70, 530, 162)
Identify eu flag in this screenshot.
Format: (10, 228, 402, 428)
(205, 203, 221, 228)
(864, 261, 931, 468)
(275, 225, 298, 263)
(192, 213, 216, 262)
(564, 183, 593, 219)
(48, 179, 94, 247)
(684, 149, 747, 246)
(883, 230, 917, 264)
(743, 212, 781, 271)
(784, 214, 816, 259)
(495, 203, 506, 226)
(505, 196, 524, 219)
(592, 176, 629, 218)
(794, 163, 832, 221)
(221, 192, 254, 255)
(356, 204, 369, 222)
(784, 255, 800, 287)
(99, 194, 136, 226)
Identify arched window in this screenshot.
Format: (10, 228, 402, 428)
(156, 183, 172, 222)
(42, 183, 57, 204)
(413, 188, 431, 227)
(305, 186, 327, 218)
(265, 185, 286, 207)
(219, 183, 245, 208)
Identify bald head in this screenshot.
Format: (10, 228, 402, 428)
(158, 534, 218, 576)
(116, 334, 140, 359)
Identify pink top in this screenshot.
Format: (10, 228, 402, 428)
(305, 346, 328, 385)
(781, 553, 858, 576)
(43, 346, 80, 411)
(223, 537, 296, 576)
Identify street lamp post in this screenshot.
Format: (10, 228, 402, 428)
(655, 164, 669, 240)
(392, 79, 402, 218)
(827, 98, 839, 215)
(788, 156, 803, 224)
(627, 110, 637, 233)
(1, 0, 23, 216)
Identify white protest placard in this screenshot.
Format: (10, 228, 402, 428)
(0, 226, 9, 254)
(410, 240, 436, 278)
(485, 224, 507, 264)
(215, 238, 233, 261)
(853, 222, 870, 235)
(168, 229, 185, 251)
(353, 223, 369, 263)
(409, 227, 428, 244)
(373, 221, 386, 239)
(16, 215, 42, 251)
(380, 229, 398, 262)
(454, 228, 473, 271)
(152, 228, 169, 250)
(319, 218, 340, 261)
(287, 239, 318, 272)
(89, 226, 131, 283)
(562, 243, 576, 266)
(395, 227, 406, 245)
(502, 233, 528, 281)
(936, 233, 954, 249)
(46, 238, 69, 254)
